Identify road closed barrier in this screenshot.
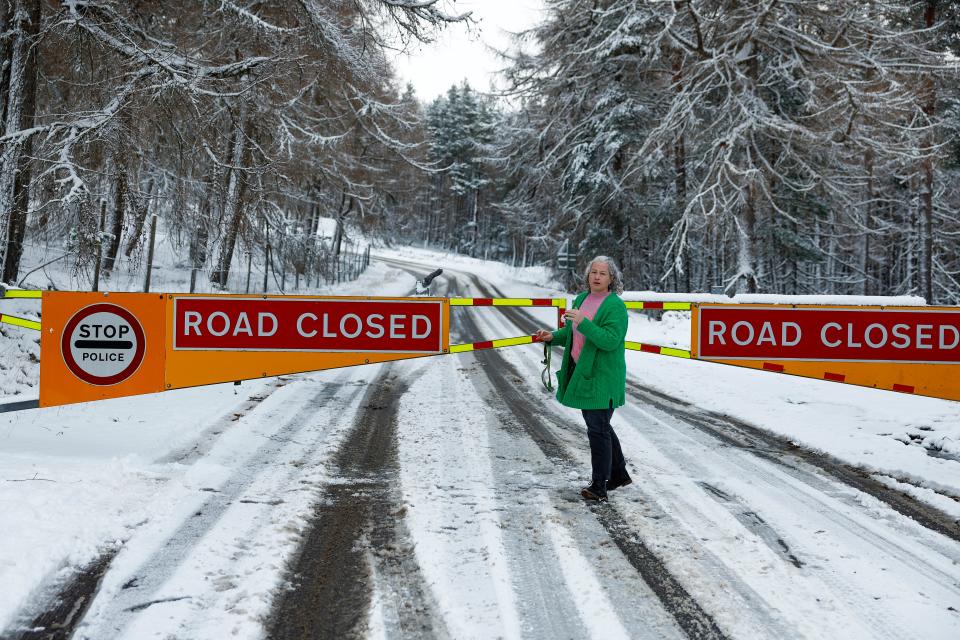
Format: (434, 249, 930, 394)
(37, 292, 572, 406)
(693, 304, 960, 401)
(40, 292, 450, 407)
(20, 289, 960, 407)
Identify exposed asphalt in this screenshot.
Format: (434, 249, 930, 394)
(443, 269, 729, 640)
(266, 363, 446, 640)
(7, 550, 118, 640)
(11, 256, 959, 640)
(454, 264, 960, 544)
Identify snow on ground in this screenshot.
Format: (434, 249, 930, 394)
(1, 242, 960, 638)
(396, 355, 523, 639)
(74, 365, 381, 640)
(12, 217, 353, 297)
(377, 247, 960, 516)
(455, 266, 960, 639)
(0, 257, 413, 634)
(0, 298, 41, 398)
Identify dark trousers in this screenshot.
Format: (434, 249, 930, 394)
(581, 403, 627, 485)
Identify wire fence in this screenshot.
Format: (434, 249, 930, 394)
(193, 244, 373, 295)
(8, 233, 373, 296)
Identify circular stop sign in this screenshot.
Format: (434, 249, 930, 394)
(61, 303, 146, 385)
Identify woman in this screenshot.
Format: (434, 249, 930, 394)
(535, 256, 631, 503)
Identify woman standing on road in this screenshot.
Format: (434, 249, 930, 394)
(535, 256, 631, 503)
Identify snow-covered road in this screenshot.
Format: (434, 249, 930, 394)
(2, 252, 960, 639)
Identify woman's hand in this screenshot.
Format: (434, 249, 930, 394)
(563, 308, 584, 325)
(535, 329, 553, 343)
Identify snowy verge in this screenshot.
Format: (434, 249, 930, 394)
(0, 259, 416, 634)
(430, 258, 960, 519)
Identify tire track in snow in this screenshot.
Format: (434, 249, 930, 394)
(155, 378, 291, 465)
(615, 398, 957, 640)
(4, 379, 293, 640)
(73, 369, 368, 640)
(449, 261, 960, 545)
(453, 267, 958, 638)
(697, 481, 804, 568)
(440, 356, 600, 640)
(625, 381, 960, 543)
(8, 550, 117, 640)
(442, 271, 726, 640)
(266, 363, 449, 640)
(623, 384, 960, 572)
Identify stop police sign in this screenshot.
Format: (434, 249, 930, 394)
(61, 303, 147, 385)
(698, 306, 960, 363)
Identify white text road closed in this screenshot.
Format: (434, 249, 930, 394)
(697, 306, 960, 363)
(173, 297, 445, 353)
(61, 304, 147, 384)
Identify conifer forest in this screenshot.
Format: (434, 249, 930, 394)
(1, 1, 959, 301)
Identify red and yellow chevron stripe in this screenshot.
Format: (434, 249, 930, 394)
(450, 335, 540, 353)
(449, 297, 565, 307)
(624, 301, 692, 310)
(625, 341, 691, 359)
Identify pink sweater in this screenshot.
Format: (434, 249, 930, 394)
(572, 291, 608, 363)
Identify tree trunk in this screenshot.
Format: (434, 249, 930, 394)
(733, 47, 761, 295)
(735, 187, 759, 294)
(125, 177, 155, 258)
(673, 114, 689, 291)
(920, 0, 937, 303)
(263, 223, 270, 292)
(211, 101, 250, 288)
(192, 180, 212, 271)
(331, 193, 343, 257)
(860, 151, 875, 296)
(672, 54, 688, 214)
(93, 200, 106, 292)
(0, 0, 41, 284)
(0, 1, 14, 127)
(101, 155, 127, 279)
(332, 192, 353, 259)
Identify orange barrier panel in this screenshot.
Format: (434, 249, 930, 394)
(47, 292, 960, 407)
(692, 304, 960, 402)
(40, 292, 450, 407)
(40, 292, 168, 407)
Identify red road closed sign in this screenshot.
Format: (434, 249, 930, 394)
(697, 306, 960, 363)
(173, 297, 444, 353)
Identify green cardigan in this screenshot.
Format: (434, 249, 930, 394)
(550, 291, 628, 410)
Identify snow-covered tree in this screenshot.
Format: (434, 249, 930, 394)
(0, 0, 467, 287)
(496, 0, 959, 298)
(424, 82, 500, 257)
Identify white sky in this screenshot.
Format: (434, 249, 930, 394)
(391, 0, 545, 102)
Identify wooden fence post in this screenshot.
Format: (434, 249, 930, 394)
(143, 214, 158, 292)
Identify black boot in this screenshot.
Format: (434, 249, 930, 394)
(580, 481, 608, 502)
(608, 473, 632, 491)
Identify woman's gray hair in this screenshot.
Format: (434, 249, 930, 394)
(583, 255, 624, 295)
